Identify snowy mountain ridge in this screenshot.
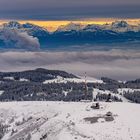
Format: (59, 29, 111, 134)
(1, 21, 140, 50)
(56, 21, 140, 33)
(56, 22, 85, 32)
(2, 20, 140, 33)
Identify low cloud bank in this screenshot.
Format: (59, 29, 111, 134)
(0, 50, 140, 80)
(0, 28, 40, 50)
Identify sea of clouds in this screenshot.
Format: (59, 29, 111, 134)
(0, 50, 140, 80)
(0, 28, 139, 80)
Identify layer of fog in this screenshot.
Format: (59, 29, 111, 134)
(0, 50, 140, 81)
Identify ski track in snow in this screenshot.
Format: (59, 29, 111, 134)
(0, 101, 140, 140)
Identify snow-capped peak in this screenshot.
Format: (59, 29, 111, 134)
(111, 21, 129, 28)
(22, 23, 47, 31)
(56, 22, 84, 32)
(110, 21, 133, 32)
(3, 21, 22, 29)
(83, 24, 103, 32)
(22, 23, 49, 35)
(22, 23, 36, 28)
(2, 21, 49, 33)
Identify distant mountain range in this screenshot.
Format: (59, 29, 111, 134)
(0, 21, 140, 50)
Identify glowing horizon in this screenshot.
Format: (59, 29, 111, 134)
(0, 18, 140, 32)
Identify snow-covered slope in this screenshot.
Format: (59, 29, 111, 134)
(118, 88, 140, 94)
(0, 101, 140, 140)
(56, 21, 140, 33)
(56, 22, 84, 32)
(93, 88, 130, 102)
(43, 76, 103, 84)
(3, 21, 23, 29)
(2, 21, 49, 36)
(0, 90, 4, 96)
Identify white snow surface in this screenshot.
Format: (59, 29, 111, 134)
(0, 101, 140, 140)
(43, 76, 103, 84)
(0, 90, 4, 96)
(3, 77, 14, 80)
(19, 78, 29, 82)
(118, 88, 140, 94)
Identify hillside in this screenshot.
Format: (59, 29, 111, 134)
(0, 68, 140, 103)
(0, 101, 140, 140)
(0, 68, 78, 82)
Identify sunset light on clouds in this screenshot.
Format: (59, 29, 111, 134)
(0, 0, 140, 80)
(0, 18, 140, 31)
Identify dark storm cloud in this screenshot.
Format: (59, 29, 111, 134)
(0, 0, 140, 19)
(0, 50, 140, 80)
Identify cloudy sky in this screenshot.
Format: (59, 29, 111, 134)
(0, 0, 140, 20)
(0, 0, 140, 80)
(0, 50, 140, 80)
